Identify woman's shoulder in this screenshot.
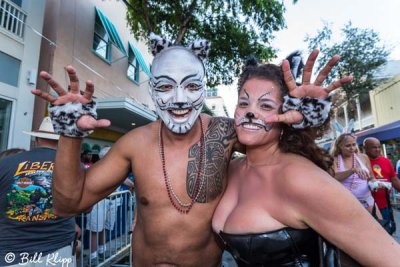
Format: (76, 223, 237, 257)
(284, 153, 320, 168)
(280, 153, 332, 184)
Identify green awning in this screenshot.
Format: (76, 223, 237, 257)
(128, 42, 152, 77)
(95, 7, 127, 55)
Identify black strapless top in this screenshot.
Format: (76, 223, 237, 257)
(218, 227, 319, 267)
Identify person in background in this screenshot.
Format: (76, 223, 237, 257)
(81, 149, 93, 169)
(0, 148, 26, 160)
(212, 62, 400, 266)
(91, 153, 100, 164)
(331, 133, 379, 215)
(86, 146, 133, 265)
(364, 137, 400, 223)
(0, 117, 77, 266)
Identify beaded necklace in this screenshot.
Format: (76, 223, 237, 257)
(158, 117, 206, 214)
(337, 153, 357, 191)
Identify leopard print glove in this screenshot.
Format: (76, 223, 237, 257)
(48, 101, 97, 137)
(282, 95, 331, 129)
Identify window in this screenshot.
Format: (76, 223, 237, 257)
(92, 7, 127, 63)
(0, 51, 21, 86)
(207, 88, 218, 97)
(0, 98, 12, 151)
(93, 12, 111, 61)
(127, 49, 139, 82)
(127, 42, 152, 81)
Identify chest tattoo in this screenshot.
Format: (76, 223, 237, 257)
(187, 118, 237, 202)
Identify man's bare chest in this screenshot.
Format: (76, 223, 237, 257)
(133, 118, 236, 204)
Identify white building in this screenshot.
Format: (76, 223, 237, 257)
(0, 0, 46, 150)
(205, 88, 229, 117)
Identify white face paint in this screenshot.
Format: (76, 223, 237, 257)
(149, 47, 206, 134)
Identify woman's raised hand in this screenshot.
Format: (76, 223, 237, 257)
(269, 50, 353, 126)
(282, 49, 353, 99)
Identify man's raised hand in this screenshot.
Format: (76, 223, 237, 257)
(32, 65, 110, 133)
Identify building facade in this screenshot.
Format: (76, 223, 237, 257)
(205, 88, 229, 117)
(318, 60, 400, 151)
(34, 0, 156, 149)
(369, 75, 400, 127)
(0, 0, 46, 150)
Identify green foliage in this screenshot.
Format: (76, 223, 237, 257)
(126, 0, 296, 87)
(305, 22, 390, 101)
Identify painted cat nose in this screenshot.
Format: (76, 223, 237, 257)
(246, 112, 255, 119)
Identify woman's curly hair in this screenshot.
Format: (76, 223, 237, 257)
(237, 59, 333, 172)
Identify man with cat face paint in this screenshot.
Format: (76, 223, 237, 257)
(149, 45, 207, 134)
(32, 33, 352, 266)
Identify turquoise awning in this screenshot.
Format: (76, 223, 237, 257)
(95, 7, 127, 55)
(128, 42, 152, 77)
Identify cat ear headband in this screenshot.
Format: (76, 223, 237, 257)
(149, 32, 211, 61)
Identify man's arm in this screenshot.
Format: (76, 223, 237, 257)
(387, 159, 400, 191)
(390, 176, 400, 192)
(52, 136, 132, 215)
(33, 66, 130, 216)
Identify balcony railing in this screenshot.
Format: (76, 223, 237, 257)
(0, 0, 26, 39)
(354, 115, 374, 131)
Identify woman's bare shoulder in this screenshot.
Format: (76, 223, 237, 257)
(280, 153, 335, 189)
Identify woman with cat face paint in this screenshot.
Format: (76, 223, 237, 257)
(212, 60, 400, 266)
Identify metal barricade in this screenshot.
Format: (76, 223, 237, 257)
(391, 188, 400, 209)
(76, 190, 134, 267)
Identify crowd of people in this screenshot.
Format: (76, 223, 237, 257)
(0, 31, 400, 267)
(83, 146, 134, 265)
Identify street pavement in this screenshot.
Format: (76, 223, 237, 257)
(221, 208, 400, 267)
